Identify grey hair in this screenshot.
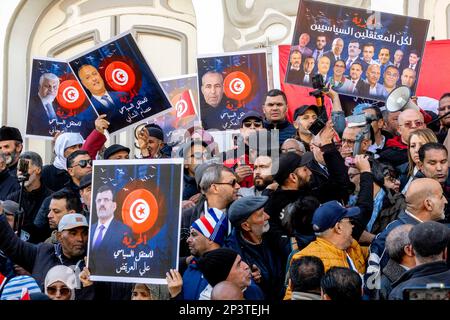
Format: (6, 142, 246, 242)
(385, 224, 413, 263)
(199, 164, 234, 193)
(20, 151, 43, 170)
(0, 152, 6, 163)
(39, 73, 60, 87)
(282, 139, 306, 153)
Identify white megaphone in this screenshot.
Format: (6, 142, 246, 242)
(386, 86, 419, 112)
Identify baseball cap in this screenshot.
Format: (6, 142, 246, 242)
(58, 213, 88, 232)
(103, 144, 130, 160)
(293, 105, 319, 121)
(312, 201, 360, 233)
(0, 200, 19, 216)
(240, 111, 264, 127)
(273, 152, 313, 184)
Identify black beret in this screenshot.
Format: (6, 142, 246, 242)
(104, 144, 130, 160)
(147, 127, 164, 141)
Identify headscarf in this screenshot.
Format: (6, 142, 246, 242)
(53, 133, 84, 170)
(0, 275, 41, 300)
(44, 265, 77, 300)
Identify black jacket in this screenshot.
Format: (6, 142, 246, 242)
(308, 142, 354, 204)
(225, 228, 285, 301)
(0, 214, 85, 290)
(0, 169, 19, 201)
(7, 184, 53, 243)
(389, 261, 450, 300)
(41, 164, 71, 193)
(0, 214, 131, 300)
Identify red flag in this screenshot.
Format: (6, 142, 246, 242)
(20, 288, 30, 300)
(416, 40, 450, 100)
(0, 272, 7, 292)
(173, 89, 196, 127)
(276, 45, 333, 122)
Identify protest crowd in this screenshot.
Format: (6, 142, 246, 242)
(1, 2, 450, 303)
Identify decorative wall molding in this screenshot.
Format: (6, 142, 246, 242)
(222, 0, 372, 51)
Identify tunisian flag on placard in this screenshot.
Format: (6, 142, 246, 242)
(416, 40, 450, 100)
(277, 45, 332, 123)
(172, 89, 196, 126)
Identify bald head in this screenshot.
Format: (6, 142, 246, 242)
(405, 178, 447, 221)
(211, 281, 244, 300)
(397, 109, 425, 144)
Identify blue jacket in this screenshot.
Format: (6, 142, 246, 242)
(263, 120, 296, 146)
(0, 169, 19, 201)
(183, 172, 198, 201)
(364, 210, 420, 298)
(181, 258, 209, 300)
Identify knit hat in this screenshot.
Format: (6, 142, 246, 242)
(0, 276, 41, 300)
(197, 248, 238, 287)
(0, 126, 23, 143)
(191, 208, 229, 246)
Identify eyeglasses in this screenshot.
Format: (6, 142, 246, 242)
(384, 175, 398, 184)
(47, 286, 71, 296)
(399, 120, 424, 129)
(71, 159, 92, 168)
(242, 121, 263, 128)
(341, 138, 356, 146)
(214, 179, 238, 187)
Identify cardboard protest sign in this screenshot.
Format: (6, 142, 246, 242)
(25, 58, 96, 139)
(87, 159, 183, 284)
(69, 32, 172, 134)
(286, 0, 429, 102)
(197, 50, 268, 130)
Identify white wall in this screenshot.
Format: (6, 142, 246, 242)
(0, 0, 21, 124)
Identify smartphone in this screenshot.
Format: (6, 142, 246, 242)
(309, 118, 326, 136)
(18, 158, 29, 174)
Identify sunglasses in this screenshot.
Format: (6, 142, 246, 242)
(214, 179, 238, 187)
(71, 159, 92, 169)
(242, 121, 263, 128)
(47, 286, 71, 296)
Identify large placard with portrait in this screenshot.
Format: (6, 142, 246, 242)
(87, 159, 183, 284)
(285, 0, 429, 101)
(69, 32, 172, 134)
(197, 50, 268, 131)
(25, 58, 96, 139)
